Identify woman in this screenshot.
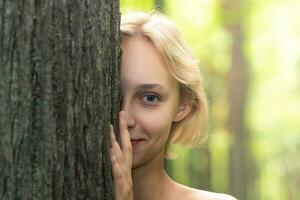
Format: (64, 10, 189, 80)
(109, 11, 236, 200)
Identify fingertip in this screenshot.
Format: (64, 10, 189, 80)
(109, 125, 116, 145)
(119, 110, 125, 116)
(110, 124, 114, 133)
(119, 112, 128, 128)
(119, 111, 127, 121)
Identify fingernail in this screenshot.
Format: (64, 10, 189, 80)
(120, 111, 124, 117)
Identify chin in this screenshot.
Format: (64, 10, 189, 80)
(131, 154, 145, 170)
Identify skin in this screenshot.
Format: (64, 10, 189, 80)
(110, 36, 237, 200)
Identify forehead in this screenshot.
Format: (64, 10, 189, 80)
(121, 36, 177, 89)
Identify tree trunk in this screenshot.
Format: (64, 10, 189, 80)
(154, 0, 165, 13)
(220, 0, 251, 199)
(226, 24, 249, 200)
(0, 0, 120, 199)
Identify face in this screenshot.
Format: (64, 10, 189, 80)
(121, 36, 189, 169)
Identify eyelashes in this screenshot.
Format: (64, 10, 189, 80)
(140, 93, 161, 105)
(120, 92, 162, 108)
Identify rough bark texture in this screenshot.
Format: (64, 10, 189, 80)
(0, 0, 120, 199)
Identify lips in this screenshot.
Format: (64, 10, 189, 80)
(130, 139, 144, 145)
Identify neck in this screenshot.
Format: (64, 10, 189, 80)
(132, 150, 174, 200)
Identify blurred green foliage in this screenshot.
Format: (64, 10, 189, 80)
(121, 0, 300, 199)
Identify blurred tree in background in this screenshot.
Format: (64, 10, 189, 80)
(121, 0, 300, 200)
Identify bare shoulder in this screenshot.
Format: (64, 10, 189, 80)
(176, 183, 237, 200)
(193, 190, 238, 200)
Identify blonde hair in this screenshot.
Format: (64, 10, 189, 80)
(120, 11, 208, 156)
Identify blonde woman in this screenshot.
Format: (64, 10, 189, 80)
(109, 11, 236, 200)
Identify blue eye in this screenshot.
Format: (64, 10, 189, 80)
(142, 94, 160, 104)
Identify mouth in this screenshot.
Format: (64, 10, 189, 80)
(130, 139, 144, 145)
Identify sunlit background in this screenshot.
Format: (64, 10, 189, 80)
(120, 0, 300, 199)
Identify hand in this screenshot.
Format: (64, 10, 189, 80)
(110, 111, 134, 200)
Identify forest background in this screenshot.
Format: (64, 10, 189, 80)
(121, 0, 300, 200)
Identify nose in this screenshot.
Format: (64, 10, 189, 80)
(121, 99, 136, 129)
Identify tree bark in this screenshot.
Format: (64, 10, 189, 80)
(0, 0, 120, 199)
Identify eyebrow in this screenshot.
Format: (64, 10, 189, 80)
(135, 83, 165, 91)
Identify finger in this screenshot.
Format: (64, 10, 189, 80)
(110, 125, 123, 161)
(119, 111, 132, 153)
(119, 112, 133, 167)
(109, 124, 117, 147)
(110, 148, 122, 180)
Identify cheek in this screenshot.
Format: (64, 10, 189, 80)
(137, 107, 175, 139)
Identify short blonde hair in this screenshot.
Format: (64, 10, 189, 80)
(120, 11, 208, 155)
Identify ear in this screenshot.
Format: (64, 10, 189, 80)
(173, 103, 192, 123)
